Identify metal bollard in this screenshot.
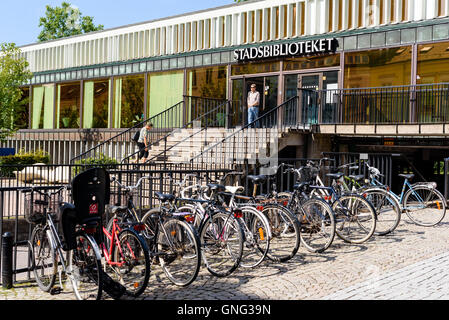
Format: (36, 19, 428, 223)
(1, 232, 13, 289)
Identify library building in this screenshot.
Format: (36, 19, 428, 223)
(7, 0, 449, 191)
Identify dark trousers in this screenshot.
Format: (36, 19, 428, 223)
(137, 142, 148, 159)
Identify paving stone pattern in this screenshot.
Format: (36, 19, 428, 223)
(3, 215, 449, 300)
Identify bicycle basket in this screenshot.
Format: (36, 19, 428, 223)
(297, 166, 319, 183)
(24, 192, 62, 224)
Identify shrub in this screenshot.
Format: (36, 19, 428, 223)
(72, 153, 118, 177)
(0, 149, 51, 177)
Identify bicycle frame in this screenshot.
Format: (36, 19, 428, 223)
(102, 219, 129, 268)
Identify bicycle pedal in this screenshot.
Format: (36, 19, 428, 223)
(50, 287, 63, 295)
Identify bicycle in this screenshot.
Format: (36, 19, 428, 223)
(366, 162, 447, 227)
(101, 213, 150, 297)
(109, 175, 202, 286)
(160, 179, 245, 277)
(335, 161, 402, 236)
(303, 159, 377, 244)
(218, 168, 300, 263)
(25, 186, 103, 300)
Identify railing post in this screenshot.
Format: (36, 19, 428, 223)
(2, 232, 13, 289)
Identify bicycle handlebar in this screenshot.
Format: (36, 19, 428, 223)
(111, 175, 157, 191)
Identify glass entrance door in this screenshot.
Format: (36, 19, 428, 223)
(232, 75, 279, 127)
(284, 71, 339, 123)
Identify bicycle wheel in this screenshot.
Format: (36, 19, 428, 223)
(261, 204, 301, 262)
(361, 188, 401, 235)
(157, 218, 201, 286)
(238, 207, 270, 268)
(31, 225, 56, 292)
(199, 211, 244, 277)
(297, 198, 336, 253)
(113, 229, 151, 297)
(403, 185, 447, 227)
(333, 194, 377, 244)
(68, 233, 103, 300)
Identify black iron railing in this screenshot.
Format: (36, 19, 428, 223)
(313, 83, 449, 124)
(190, 96, 308, 166)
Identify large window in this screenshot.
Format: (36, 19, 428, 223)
(344, 46, 412, 88)
(147, 70, 184, 125)
(113, 75, 145, 128)
(417, 41, 449, 84)
(31, 84, 55, 129)
(187, 66, 227, 99)
(83, 79, 110, 128)
(57, 82, 80, 129)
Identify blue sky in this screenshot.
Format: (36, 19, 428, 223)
(0, 0, 234, 46)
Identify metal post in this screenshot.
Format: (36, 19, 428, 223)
(2, 232, 13, 289)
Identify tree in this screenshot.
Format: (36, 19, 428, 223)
(0, 43, 33, 140)
(38, 2, 104, 42)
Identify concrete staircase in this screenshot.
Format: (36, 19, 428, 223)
(144, 127, 293, 164)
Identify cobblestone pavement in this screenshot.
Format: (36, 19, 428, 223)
(2, 214, 449, 301)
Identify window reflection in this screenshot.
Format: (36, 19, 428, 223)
(344, 46, 412, 88)
(113, 75, 145, 128)
(57, 82, 80, 129)
(417, 41, 449, 84)
(83, 79, 110, 128)
(284, 54, 340, 71)
(232, 61, 280, 76)
(187, 66, 227, 99)
(16, 87, 30, 129)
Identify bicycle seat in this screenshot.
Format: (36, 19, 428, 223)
(225, 186, 244, 194)
(399, 174, 414, 180)
(247, 175, 267, 184)
(207, 184, 226, 192)
(154, 192, 176, 202)
(326, 172, 344, 180)
(109, 205, 128, 215)
(349, 175, 365, 182)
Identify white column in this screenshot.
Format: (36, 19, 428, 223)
(255, 9, 262, 40)
(318, 0, 329, 34)
(445, 0, 449, 16)
(341, 0, 349, 30)
(372, 0, 380, 26)
(407, 0, 415, 21)
(225, 15, 232, 46)
(178, 25, 184, 52)
(211, 18, 217, 48)
(296, 2, 303, 36)
(270, 7, 277, 39)
(217, 17, 224, 47)
(352, 0, 360, 29)
(197, 20, 203, 50)
(394, 0, 402, 23)
(263, 8, 269, 41)
(287, 4, 293, 37)
(204, 20, 210, 49)
(426, 0, 438, 19)
(279, 5, 286, 38)
(332, 0, 340, 31)
(247, 11, 254, 42)
(184, 23, 190, 52)
(383, 0, 391, 24)
(232, 14, 239, 45)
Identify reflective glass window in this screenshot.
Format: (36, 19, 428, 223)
(113, 75, 145, 128)
(417, 41, 449, 84)
(187, 66, 227, 99)
(57, 82, 80, 129)
(83, 79, 110, 128)
(283, 53, 340, 71)
(231, 61, 280, 76)
(344, 46, 412, 88)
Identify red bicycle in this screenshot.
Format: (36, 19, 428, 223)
(101, 215, 151, 297)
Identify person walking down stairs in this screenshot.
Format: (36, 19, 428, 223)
(135, 122, 153, 163)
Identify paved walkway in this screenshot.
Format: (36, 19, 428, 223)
(2, 214, 449, 300)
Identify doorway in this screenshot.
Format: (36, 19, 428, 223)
(284, 70, 339, 123)
(231, 75, 279, 126)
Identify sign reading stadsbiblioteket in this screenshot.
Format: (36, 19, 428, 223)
(233, 38, 339, 62)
